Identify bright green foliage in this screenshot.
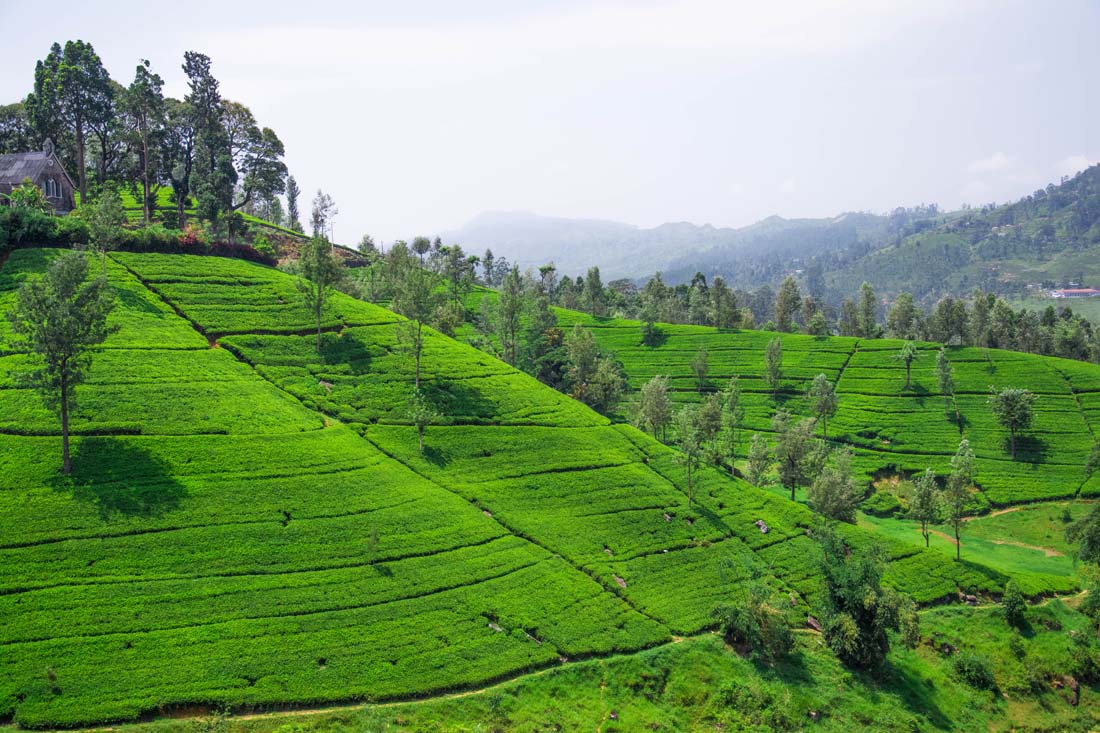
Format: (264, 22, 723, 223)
(3, 177, 52, 211)
(691, 345, 708, 392)
(946, 439, 976, 561)
(764, 336, 782, 396)
(635, 374, 672, 439)
(6, 251, 115, 473)
(987, 386, 1037, 458)
(81, 185, 126, 271)
(772, 410, 816, 501)
(722, 376, 745, 468)
(908, 467, 940, 548)
(696, 392, 722, 463)
(936, 346, 956, 416)
(954, 650, 997, 690)
(297, 236, 345, 350)
(406, 387, 439, 452)
(806, 373, 838, 440)
(1066, 503, 1100, 565)
(893, 341, 920, 390)
(711, 579, 793, 661)
(391, 261, 443, 389)
(1001, 580, 1026, 628)
(0, 250, 1087, 727)
(746, 432, 771, 486)
(551, 307, 1100, 506)
(674, 406, 702, 502)
(0, 251, 668, 727)
(808, 446, 858, 523)
(818, 527, 903, 670)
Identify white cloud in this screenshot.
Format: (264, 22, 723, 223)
(1057, 154, 1095, 177)
(967, 151, 1013, 173)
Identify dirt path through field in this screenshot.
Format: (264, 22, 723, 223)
(963, 506, 1023, 521)
(929, 528, 1062, 557)
(989, 539, 1064, 557)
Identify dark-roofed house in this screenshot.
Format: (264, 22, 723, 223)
(0, 140, 76, 214)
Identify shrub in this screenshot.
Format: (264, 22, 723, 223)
(954, 650, 996, 690)
(1001, 581, 1026, 628)
(54, 214, 90, 245)
(711, 583, 793, 662)
(252, 231, 275, 258)
(860, 489, 903, 518)
(0, 207, 64, 248)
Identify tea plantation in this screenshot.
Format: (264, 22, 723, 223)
(0, 250, 1091, 729)
(554, 309, 1100, 507)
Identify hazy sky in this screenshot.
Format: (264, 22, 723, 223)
(2, 1, 1097, 244)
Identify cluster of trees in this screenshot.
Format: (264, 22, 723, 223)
(2, 41, 297, 244)
(515, 257, 1100, 367)
(354, 242, 626, 416)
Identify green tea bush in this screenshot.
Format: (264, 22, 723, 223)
(953, 650, 996, 690)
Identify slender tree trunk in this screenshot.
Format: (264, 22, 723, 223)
(415, 321, 423, 390)
(954, 522, 961, 561)
(922, 521, 929, 547)
(822, 416, 828, 441)
(418, 424, 424, 453)
(315, 291, 322, 352)
(60, 379, 71, 474)
(142, 138, 151, 226)
(76, 125, 87, 204)
(1010, 429, 1016, 459)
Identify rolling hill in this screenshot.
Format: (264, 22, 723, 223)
(445, 165, 1100, 308)
(0, 249, 1096, 730)
(442, 210, 893, 284)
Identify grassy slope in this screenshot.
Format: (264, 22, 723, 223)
(549, 307, 1100, 504)
(535, 306, 1100, 598)
(47, 604, 1100, 733)
(0, 251, 1090, 729)
(76, 187, 306, 239)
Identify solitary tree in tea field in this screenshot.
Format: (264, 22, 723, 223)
(988, 387, 1036, 459)
(7, 252, 116, 473)
(297, 236, 343, 351)
(807, 373, 838, 440)
(764, 337, 783, 398)
(908, 467, 940, 548)
(406, 388, 439, 453)
(393, 264, 443, 390)
(945, 439, 975, 561)
(894, 341, 920, 390)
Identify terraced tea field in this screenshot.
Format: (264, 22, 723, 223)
(553, 310, 1100, 507)
(0, 251, 1082, 727)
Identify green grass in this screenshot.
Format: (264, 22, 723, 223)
(60, 617, 1100, 733)
(1, 250, 1095, 729)
(554, 308, 1100, 506)
(0, 251, 667, 727)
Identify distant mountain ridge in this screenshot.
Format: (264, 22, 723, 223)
(444, 164, 1100, 304)
(441, 210, 884, 282)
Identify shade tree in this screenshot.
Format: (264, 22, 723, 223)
(7, 252, 116, 474)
